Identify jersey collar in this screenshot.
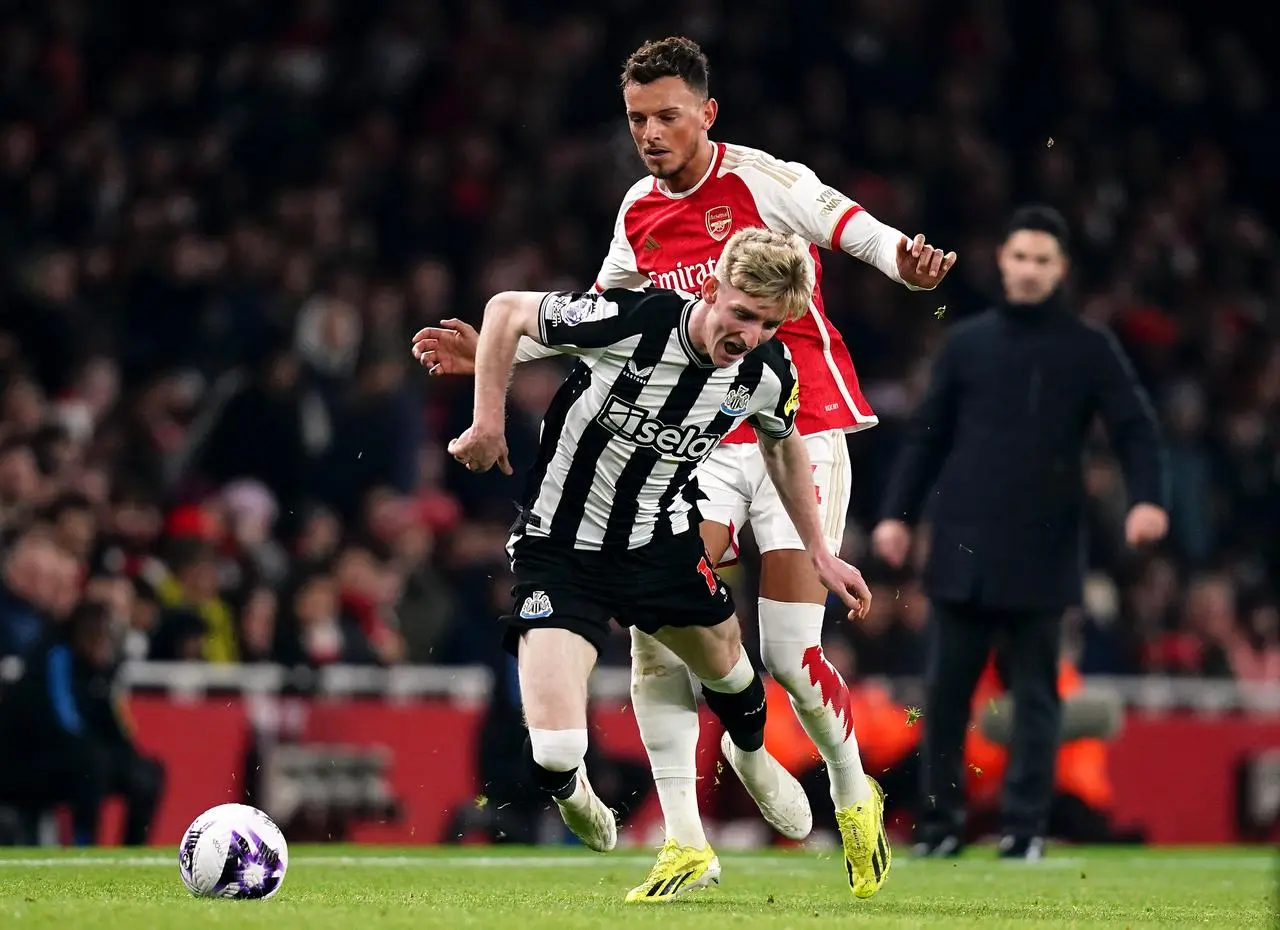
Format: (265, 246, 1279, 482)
(679, 299, 716, 368)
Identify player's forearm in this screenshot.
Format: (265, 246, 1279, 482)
(839, 210, 920, 291)
(758, 430, 830, 559)
(473, 294, 528, 429)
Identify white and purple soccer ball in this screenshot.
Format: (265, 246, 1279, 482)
(178, 803, 289, 900)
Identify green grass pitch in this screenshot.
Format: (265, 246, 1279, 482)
(0, 845, 1275, 929)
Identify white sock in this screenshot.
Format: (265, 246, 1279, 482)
(697, 648, 778, 794)
(561, 775, 595, 812)
(528, 727, 593, 810)
(630, 629, 707, 847)
(758, 598, 871, 807)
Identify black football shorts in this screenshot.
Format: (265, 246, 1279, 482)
(500, 529, 736, 656)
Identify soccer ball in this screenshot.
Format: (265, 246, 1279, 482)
(178, 803, 289, 900)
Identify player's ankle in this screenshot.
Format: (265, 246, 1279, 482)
(555, 774, 591, 809)
(730, 743, 781, 788)
(828, 760, 873, 807)
(654, 776, 707, 848)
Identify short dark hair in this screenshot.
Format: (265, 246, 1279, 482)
(620, 36, 710, 97)
(1006, 204, 1070, 254)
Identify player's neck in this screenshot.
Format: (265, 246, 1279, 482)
(659, 138, 716, 194)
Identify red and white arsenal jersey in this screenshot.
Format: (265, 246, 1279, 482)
(593, 141, 879, 443)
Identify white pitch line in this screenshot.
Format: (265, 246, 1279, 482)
(0, 856, 657, 870)
(0, 854, 1272, 870)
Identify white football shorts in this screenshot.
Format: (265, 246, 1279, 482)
(696, 428, 851, 565)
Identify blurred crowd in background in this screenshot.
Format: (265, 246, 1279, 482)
(0, 0, 1277, 685)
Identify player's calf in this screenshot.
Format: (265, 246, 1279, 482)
(699, 651, 768, 750)
(758, 597, 872, 808)
(517, 628, 616, 852)
(665, 632, 812, 841)
(630, 629, 707, 848)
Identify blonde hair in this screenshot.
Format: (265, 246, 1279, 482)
(715, 227, 814, 321)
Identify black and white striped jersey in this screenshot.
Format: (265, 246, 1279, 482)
(512, 287, 799, 551)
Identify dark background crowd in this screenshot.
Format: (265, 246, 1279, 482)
(0, 0, 1276, 691)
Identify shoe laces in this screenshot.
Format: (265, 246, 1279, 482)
(836, 807, 872, 862)
(646, 839, 689, 877)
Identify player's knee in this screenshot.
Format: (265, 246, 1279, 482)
(690, 619, 743, 682)
(757, 599, 827, 709)
(759, 638, 804, 690)
(760, 638, 835, 713)
(527, 727, 588, 774)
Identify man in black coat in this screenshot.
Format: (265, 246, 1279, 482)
(872, 205, 1169, 859)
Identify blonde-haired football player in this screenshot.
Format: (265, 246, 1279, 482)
(414, 35, 956, 903)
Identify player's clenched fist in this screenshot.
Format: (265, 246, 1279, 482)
(448, 425, 512, 475)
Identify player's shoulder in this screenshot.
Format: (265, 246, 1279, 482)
(617, 175, 660, 214)
(744, 337, 796, 380)
(717, 142, 813, 184)
(596, 285, 693, 323)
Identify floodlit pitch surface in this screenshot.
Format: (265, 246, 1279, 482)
(0, 845, 1274, 929)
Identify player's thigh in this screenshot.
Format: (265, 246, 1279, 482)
(501, 539, 612, 729)
(695, 446, 749, 565)
(617, 531, 737, 677)
(650, 616, 743, 683)
(516, 626, 598, 730)
(749, 429, 851, 553)
(751, 430, 852, 604)
(699, 521, 733, 569)
(630, 626, 687, 676)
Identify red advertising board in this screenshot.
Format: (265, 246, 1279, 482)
(100, 696, 1280, 847)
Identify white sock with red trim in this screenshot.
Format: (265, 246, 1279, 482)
(758, 598, 872, 807)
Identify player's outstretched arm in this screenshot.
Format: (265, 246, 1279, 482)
(737, 151, 956, 290)
(447, 291, 545, 475)
(755, 428, 872, 621)
(837, 211, 957, 291)
(412, 319, 560, 376)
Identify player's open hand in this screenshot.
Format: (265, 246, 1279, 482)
(896, 234, 957, 290)
(812, 551, 872, 621)
(448, 425, 512, 475)
(411, 319, 479, 376)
